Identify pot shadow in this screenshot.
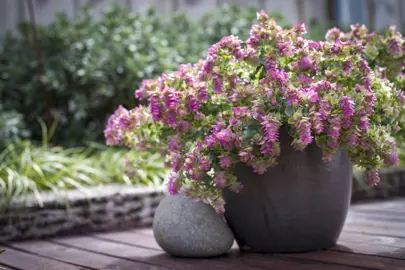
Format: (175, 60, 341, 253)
(101, 249, 249, 270)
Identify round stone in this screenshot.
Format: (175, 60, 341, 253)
(153, 193, 234, 257)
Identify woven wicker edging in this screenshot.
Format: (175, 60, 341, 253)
(351, 167, 405, 202)
(0, 184, 166, 241)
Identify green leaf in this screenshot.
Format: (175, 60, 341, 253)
(285, 106, 294, 117)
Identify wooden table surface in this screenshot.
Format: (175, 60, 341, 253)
(1, 199, 405, 269)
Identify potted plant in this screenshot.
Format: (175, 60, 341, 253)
(105, 11, 405, 253)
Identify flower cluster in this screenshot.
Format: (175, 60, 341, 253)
(106, 11, 404, 213)
(325, 24, 405, 141)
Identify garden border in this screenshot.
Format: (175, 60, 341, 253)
(1, 166, 405, 242)
(0, 184, 166, 242)
(352, 167, 405, 202)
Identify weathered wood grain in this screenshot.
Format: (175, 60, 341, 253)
(7, 240, 167, 270)
(0, 245, 82, 270)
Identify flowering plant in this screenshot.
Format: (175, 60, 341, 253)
(325, 24, 405, 140)
(105, 11, 405, 213)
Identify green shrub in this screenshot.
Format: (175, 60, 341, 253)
(0, 106, 30, 146)
(0, 119, 168, 210)
(0, 4, 285, 146)
(0, 140, 168, 210)
(0, 6, 182, 145)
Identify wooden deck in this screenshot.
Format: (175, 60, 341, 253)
(1, 199, 405, 270)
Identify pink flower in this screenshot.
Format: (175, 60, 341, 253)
(325, 27, 342, 40)
(330, 42, 342, 54)
(168, 135, 182, 152)
(319, 100, 331, 120)
(135, 79, 156, 101)
(286, 89, 301, 105)
(358, 114, 370, 130)
(347, 133, 359, 146)
(384, 151, 399, 167)
(311, 112, 324, 134)
(186, 95, 200, 112)
(233, 107, 249, 118)
(342, 60, 353, 74)
(149, 94, 162, 121)
(304, 87, 319, 103)
(328, 117, 341, 139)
(184, 153, 195, 172)
(230, 182, 244, 192)
(366, 170, 380, 186)
(164, 88, 181, 109)
(168, 172, 181, 195)
(219, 155, 232, 168)
(179, 121, 191, 133)
(298, 74, 313, 85)
(167, 111, 178, 127)
(214, 172, 227, 187)
(327, 138, 339, 149)
(197, 86, 208, 101)
(358, 59, 371, 74)
(171, 153, 182, 172)
(252, 161, 268, 174)
(198, 156, 211, 171)
(215, 128, 233, 144)
(104, 105, 128, 145)
(270, 69, 289, 86)
(213, 198, 226, 214)
(340, 96, 354, 128)
(298, 56, 314, 72)
(239, 151, 254, 163)
(294, 22, 307, 34)
(212, 77, 223, 93)
(265, 57, 276, 71)
(261, 115, 281, 142)
(387, 38, 403, 57)
(278, 41, 295, 57)
(384, 141, 399, 167)
(296, 117, 313, 145)
(308, 40, 321, 50)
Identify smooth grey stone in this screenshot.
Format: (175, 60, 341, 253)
(153, 193, 234, 257)
(223, 127, 352, 253)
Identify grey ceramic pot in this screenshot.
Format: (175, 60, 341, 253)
(223, 129, 352, 253)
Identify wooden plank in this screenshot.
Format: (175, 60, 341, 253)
(93, 230, 161, 250)
(344, 224, 405, 238)
(278, 250, 405, 270)
(333, 241, 405, 260)
(345, 216, 405, 230)
(0, 245, 82, 270)
(54, 235, 363, 270)
(0, 265, 15, 270)
(346, 212, 405, 224)
(351, 199, 405, 211)
(93, 231, 362, 269)
(340, 231, 405, 249)
(8, 240, 166, 270)
(134, 228, 155, 236)
(348, 210, 405, 222)
(52, 236, 262, 270)
(227, 251, 362, 270)
(351, 208, 405, 217)
(94, 225, 405, 269)
(76, 234, 373, 270)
